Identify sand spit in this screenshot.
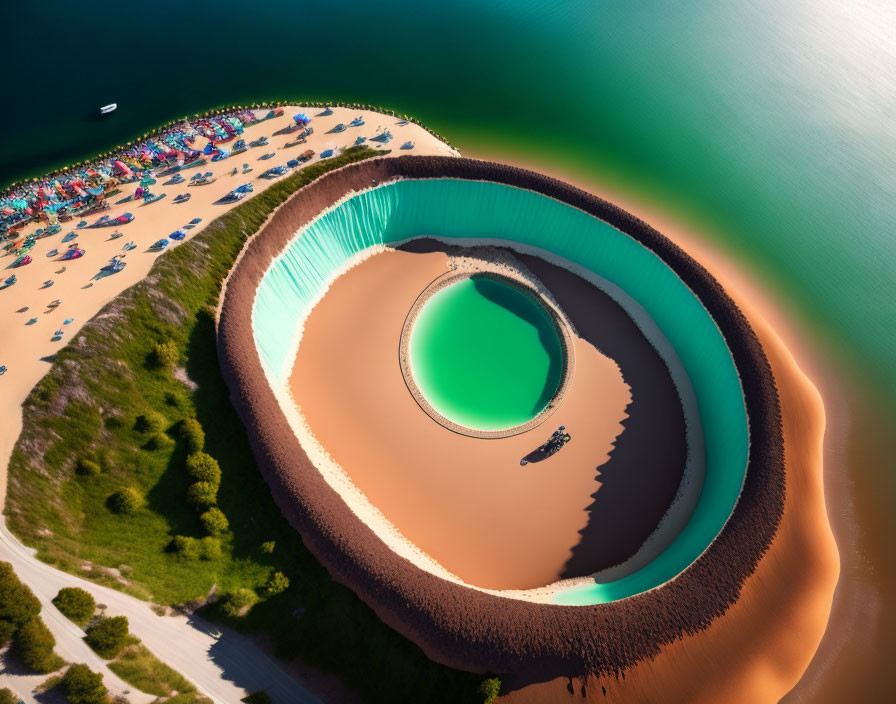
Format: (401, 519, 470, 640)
(217, 156, 785, 679)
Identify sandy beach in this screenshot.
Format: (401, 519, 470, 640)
(289, 241, 694, 590)
(0, 106, 455, 505)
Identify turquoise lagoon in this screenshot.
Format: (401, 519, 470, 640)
(253, 178, 749, 605)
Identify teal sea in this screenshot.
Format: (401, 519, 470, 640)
(3, 0, 894, 699)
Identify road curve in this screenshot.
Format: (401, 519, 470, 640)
(0, 523, 321, 704)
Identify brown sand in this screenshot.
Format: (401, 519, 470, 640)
(469, 152, 839, 702)
(289, 243, 692, 590)
(498, 311, 836, 702)
(0, 106, 455, 506)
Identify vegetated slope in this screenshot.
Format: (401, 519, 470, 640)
(5, 147, 497, 704)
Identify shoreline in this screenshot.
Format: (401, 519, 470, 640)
(470, 149, 840, 701)
(0, 106, 455, 507)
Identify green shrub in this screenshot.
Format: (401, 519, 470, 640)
(242, 692, 272, 704)
(0, 562, 42, 627)
(185, 452, 220, 486)
(134, 411, 167, 434)
(75, 458, 101, 476)
(199, 508, 229, 535)
(143, 432, 174, 451)
(260, 572, 289, 597)
(199, 537, 222, 561)
(169, 536, 201, 561)
(0, 688, 17, 704)
(150, 340, 179, 369)
(478, 677, 502, 704)
(180, 418, 205, 453)
(259, 541, 275, 555)
(186, 481, 217, 508)
(218, 588, 258, 619)
(0, 620, 15, 647)
(62, 664, 108, 704)
(14, 618, 64, 673)
(107, 488, 142, 514)
(84, 615, 129, 658)
(52, 587, 96, 627)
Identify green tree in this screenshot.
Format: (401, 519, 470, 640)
(14, 617, 64, 673)
(84, 615, 129, 658)
(259, 541, 275, 555)
(260, 572, 289, 597)
(180, 418, 205, 453)
(0, 620, 15, 648)
(186, 481, 217, 508)
(218, 588, 258, 619)
(150, 340, 179, 369)
(478, 677, 502, 704)
(185, 452, 221, 487)
(0, 562, 41, 627)
(0, 688, 17, 704)
(169, 536, 201, 561)
(62, 664, 108, 704)
(199, 507, 229, 535)
(134, 411, 167, 434)
(52, 587, 96, 627)
(107, 488, 142, 514)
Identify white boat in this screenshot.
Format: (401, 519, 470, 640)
(100, 103, 117, 115)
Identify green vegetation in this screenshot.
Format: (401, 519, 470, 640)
(0, 561, 41, 633)
(61, 664, 108, 704)
(7, 149, 500, 703)
(478, 677, 502, 703)
(84, 615, 130, 658)
(259, 541, 275, 555)
(242, 693, 272, 704)
(185, 453, 221, 486)
(180, 419, 205, 453)
(53, 587, 96, 627)
(199, 508, 228, 535)
(0, 688, 17, 704)
(260, 572, 289, 597)
(186, 482, 217, 508)
(14, 617, 65, 673)
(217, 588, 258, 618)
(199, 537, 222, 561)
(168, 536, 201, 561)
(76, 458, 102, 476)
(107, 488, 142, 514)
(151, 340, 180, 369)
(108, 644, 196, 698)
(1, 562, 63, 673)
(135, 411, 168, 435)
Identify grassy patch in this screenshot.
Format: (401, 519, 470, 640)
(109, 644, 195, 698)
(6, 148, 498, 703)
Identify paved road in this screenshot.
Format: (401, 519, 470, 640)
(0, 523, 321, 704)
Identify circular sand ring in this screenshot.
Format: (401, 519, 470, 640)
(398, 269, 575, 439)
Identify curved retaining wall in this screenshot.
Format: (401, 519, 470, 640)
(217, 156, 785, 679)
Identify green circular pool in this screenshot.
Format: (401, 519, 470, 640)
(409, 276, 564, 432)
